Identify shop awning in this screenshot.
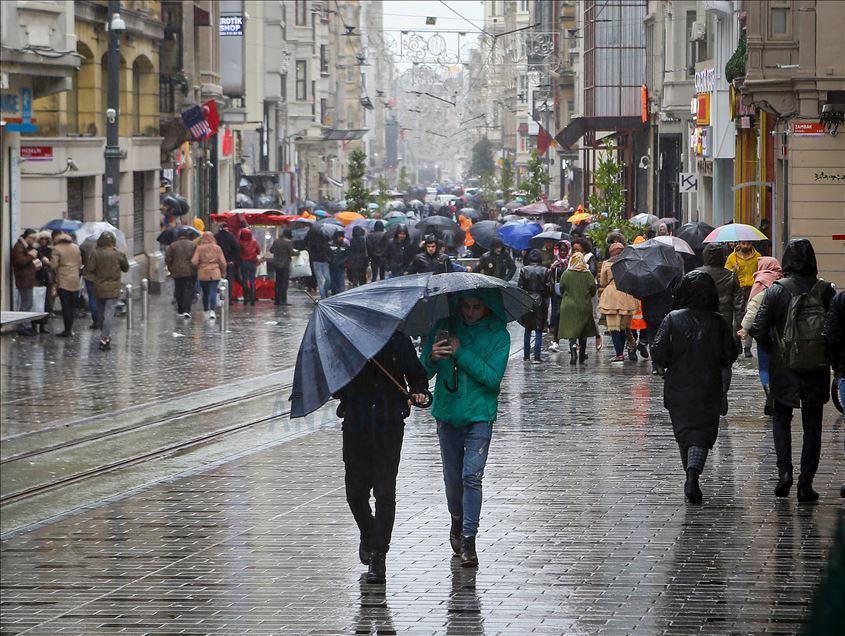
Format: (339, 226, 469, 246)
(555, 116, 647, 150)
(322, 129, 368, 141)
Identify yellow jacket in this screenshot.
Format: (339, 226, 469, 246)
(725, 246, 761, 288)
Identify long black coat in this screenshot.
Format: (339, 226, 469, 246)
(751, 275, 835, 408)
(517, 264, 550, 331)
(652, 272, 739, 448)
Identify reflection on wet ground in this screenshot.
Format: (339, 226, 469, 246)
(2, 289, 843, 634)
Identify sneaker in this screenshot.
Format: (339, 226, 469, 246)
(207, 310, 216, 320)
(182, 312, 192, 319)
(637, 343, 649, 359)
(532, 359, 543, 365)
(627, 347, 638, 361)
(612, 354, 625, 362)
(548, 341, 560, 352)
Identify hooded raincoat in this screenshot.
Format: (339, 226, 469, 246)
(86, 232, 130, 299)
(421, 289, 511, 427)
(191, 232, 227, 281)
(750, 239, 835, 407)
(651, 271, 739, 448)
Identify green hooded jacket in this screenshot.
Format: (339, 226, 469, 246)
(420, 289, 511, 427)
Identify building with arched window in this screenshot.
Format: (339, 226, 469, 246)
(16, 0, 165, 290)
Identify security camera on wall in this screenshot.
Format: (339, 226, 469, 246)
(638, 156, 650, 169)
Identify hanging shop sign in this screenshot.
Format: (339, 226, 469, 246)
(694, 93, 711, 126)
(690, 126, 711, 157)
(792, 121, 826, 137)
(219, 15, 243, 36)
(1, 87, 37, 132)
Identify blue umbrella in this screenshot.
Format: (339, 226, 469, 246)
(42, 219, 83, 233)
(499, 221, 542, 250)
(289, 273, 535, 417)
(367, 202, 380, 210)
(313, 209, 330, 217)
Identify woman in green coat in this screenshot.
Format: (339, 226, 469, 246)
(558, 252, 599, 365)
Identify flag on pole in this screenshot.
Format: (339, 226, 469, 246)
(202, 100, 220, 135)
(181, 105, 212, 141)
(537, 124, 551, 156)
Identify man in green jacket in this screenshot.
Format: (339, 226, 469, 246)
(420, 289, 510, 567)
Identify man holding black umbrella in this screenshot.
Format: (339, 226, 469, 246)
(334, 333, 429, 584)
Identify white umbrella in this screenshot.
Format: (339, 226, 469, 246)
(75, 221, 128, 253)
(631, 213, 660, 228)
(654, 235, 694, 255)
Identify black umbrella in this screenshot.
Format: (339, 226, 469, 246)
(418, 216, 461, 234)
(162, 194, 190, 216)
(310, 219, 345, 240)
(611, 240, 684, 299)
(468, 220, 501, 250)
(290, 273, 535, 417)
(156, 225, 200, 246)
(529, 231, 572, 249)
(676, 222, 715, 251)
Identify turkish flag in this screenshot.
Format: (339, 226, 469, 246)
(202, 100, 220, 135)
(537, 124, 551, 156)
(221, 127, 233, 157)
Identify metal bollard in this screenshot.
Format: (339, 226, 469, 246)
(124, 283, 134, 330)
(218, 279, 228, 332)
(140, 278, 149, 321)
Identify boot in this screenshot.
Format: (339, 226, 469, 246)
(774, 470, 793, 497)
(684, 469, 703, 504)
(366, 551, 386, 584)
(637, 342, 649, 359)
(450, 516, 463, 556)
(763, 385, 773, 416)
(627, 346, 638, 361)
(460, 535, 478, 568)
(358, 534, 371, 566)
(797, 481, 819, 503)
(579, 342, 588, 363)
(38, 323, 51, 334)
(569, 344, 578, 365)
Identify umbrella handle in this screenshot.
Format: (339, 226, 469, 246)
(410, 390, 433, 409)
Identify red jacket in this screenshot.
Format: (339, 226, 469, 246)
(238, 228, 260, 264)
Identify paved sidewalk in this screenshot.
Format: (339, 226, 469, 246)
(1, 348, 843, 634)
(1, 284, 314, 437)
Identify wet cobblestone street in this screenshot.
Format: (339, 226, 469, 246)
(1, 288, 843, 634)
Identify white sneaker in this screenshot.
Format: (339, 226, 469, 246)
(182, 312, 192, 319)
(207, 310, 216, 320)
(549, 341, 559, 352)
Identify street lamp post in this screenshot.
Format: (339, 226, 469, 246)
(104, 1, 125, 228)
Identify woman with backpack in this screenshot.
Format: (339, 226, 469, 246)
(751, 239, 835, 503)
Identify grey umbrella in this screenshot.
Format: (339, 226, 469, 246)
(290, 273, 535, 418)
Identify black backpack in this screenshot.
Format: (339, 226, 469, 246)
(775, 278, 829, 371)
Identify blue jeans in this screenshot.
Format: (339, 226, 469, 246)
(312, 261, 331, 298)
(758, 346, 770, 386)
(838, 376, 844, 411)
(240, 262, 257, 300)
(200, 280, 219, 311)
(523, 328, 542, 360)
(329, 265, 346, 295)
(437, 420, 493, 537)
(84, 279, 99, 325)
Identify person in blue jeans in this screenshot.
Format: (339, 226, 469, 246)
(421, 289, 510, 567)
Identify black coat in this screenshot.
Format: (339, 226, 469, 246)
(822, 290, 845, 374)
(641, 288, 673, 328)
(696, 243, 744, 328)
(385, 237, 414, 275)
(334, 333, 429, 425)
(751, 275, 835, 407)
(407, 251, 452, 274)
(517, 264, 550, 331)
(366, 230, 387, 262)
(215, 229, 240, 263)
(347, 228, 368, 270)
(652, 271, 739, 448)
(477, 249, 516, 281)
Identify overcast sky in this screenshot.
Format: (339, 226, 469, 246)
(380, 0, 485, 69)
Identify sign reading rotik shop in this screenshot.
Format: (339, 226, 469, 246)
(219, 15, 243, 36)
(792, 121, 826, 137)
(20, 146, 53, 161)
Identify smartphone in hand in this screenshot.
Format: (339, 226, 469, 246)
(435, 329, 450, 344)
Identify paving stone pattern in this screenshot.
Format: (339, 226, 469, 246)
(1, 288, 314, 436)
(1, 348, 843, 634)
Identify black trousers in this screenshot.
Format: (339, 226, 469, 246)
(342, 420, 405, 554)
(173, 276, 196, 314)
(370, 258, 386, 281)
(772, 400, 824, 482)
(348, 267, 367, 287)
(225, 262, 239, 303)
(58, 288, 76, 333)
(273, 265, 290, 303)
